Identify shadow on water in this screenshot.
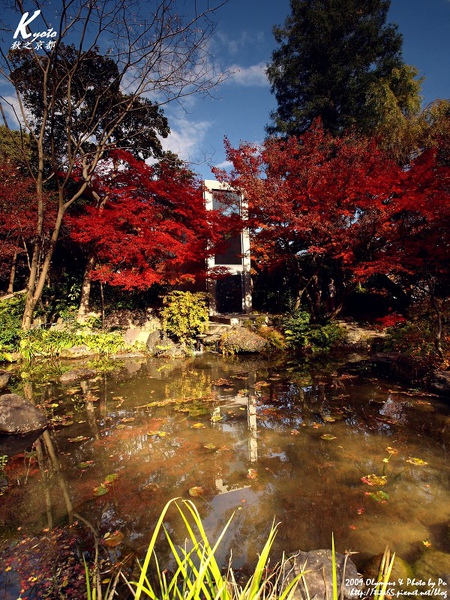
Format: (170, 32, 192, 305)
(1, 353, 450, 595)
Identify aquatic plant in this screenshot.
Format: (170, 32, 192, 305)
(124, 498, 303, 600)
(119, 499, 396, 600)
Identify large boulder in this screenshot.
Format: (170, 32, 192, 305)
(146, 331, 186, 358)
(60, 368, 98, 384)
(430, 371, 450, 396)
(219, 326, 268, 354)
(0, 394, 48, 435)
(414, 549, 450, 586)
(362, 553, 416, 592)
(282, 549, 363, 600)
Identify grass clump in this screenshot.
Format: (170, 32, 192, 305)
(122, 498, 303, 600)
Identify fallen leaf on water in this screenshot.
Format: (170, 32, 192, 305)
(323, 416, 336, 422)
(190, 423, 206, 429)
(406, 457, 428, 466)
(68, 436, 89, 443)
(290, 429, 300, 436)
(320, 434, 337, 441)
(247, 468, 258, 480)
(104, 473, 118, 484)
(361, 474, 388, 486)
(204, 443, 217, 450)
(147, 430, 168, 438)
(386, 446, 399, 455)
(189, 486, 204, 497)
(120, 417, 135, 423)
(103, 530, 124, 547)
(422, 540, 432, 548)
(210, 414, 223, 422)
(77, 461, 95, 469)
(142, 482, 160, 492)
(367, 490, 390, 502)
(93, 484, 109, 497)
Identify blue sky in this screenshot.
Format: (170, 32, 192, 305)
(1, 0, 449, 181)
(161, 0, 450, 180)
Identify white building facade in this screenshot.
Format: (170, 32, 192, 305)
(203, 180, 252, 315)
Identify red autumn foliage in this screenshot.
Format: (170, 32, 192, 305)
(0, 163, 55, 286)
(67, 150, 229, 290)
(216, 121, 450, 313)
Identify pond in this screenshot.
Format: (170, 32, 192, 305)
(1, 353, 450, 595)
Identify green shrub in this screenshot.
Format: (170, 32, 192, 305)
(161, 291, 209, 347)
(19, 327, 125, 361)
(380, 318, 445, 372)
(283, 310, 345, 353)
(0, 295, 25, 353)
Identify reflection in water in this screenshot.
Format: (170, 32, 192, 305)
(1, 355, 450, 580)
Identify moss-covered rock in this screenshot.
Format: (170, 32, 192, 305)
(219, 326, 268, 354)
(414, 549, 450, 586)
(361, 553, 417, 592)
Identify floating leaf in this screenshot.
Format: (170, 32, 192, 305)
(93, 483, 109, 497)
(120, 417, 135, 423)
(247, 468, 258, 480)
(104, 473, 118, 484)
(290, 429, 300, 436)
(190, 422, 206, 429)
(77, 461, 95, 469)
(103, 530, 124, 547)
(406, 457, 428, 466)
(188, 486, 204, 497)
(361, 474, 388, 486)
(386, 446, 399, 455)
(142, 482, 160, 492)
(68, 435, 89, 443)
(368, 490, 390, 502)
(422, 540, 432, 548)
(210, 414, 223, 422)
(203, 443, 217, 450)
(323, 416, 336, 422)
(321, 434, 337, 441)
(147, 430, 168, 438)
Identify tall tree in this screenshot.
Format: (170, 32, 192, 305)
(0, 0, 227, 329)
(217, 121, 403, 317)
(266, 0, 420, 138)
(67, 149, 226, 293)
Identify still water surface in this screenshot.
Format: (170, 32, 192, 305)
(2, 354, 450, 575)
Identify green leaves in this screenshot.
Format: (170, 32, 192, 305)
(161, 291, 209, 348)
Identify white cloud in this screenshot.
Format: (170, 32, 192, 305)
(227, 62, 268, 87)
(215, 31, 266, 56)
(0, 93, 26, 128)
(213, 159, 233, 170)
(159, 109, 213, 165)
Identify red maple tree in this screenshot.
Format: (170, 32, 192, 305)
(217, 121, 403, 316)
(67, 149, 227, 293)
(0, 163, 55, 293)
